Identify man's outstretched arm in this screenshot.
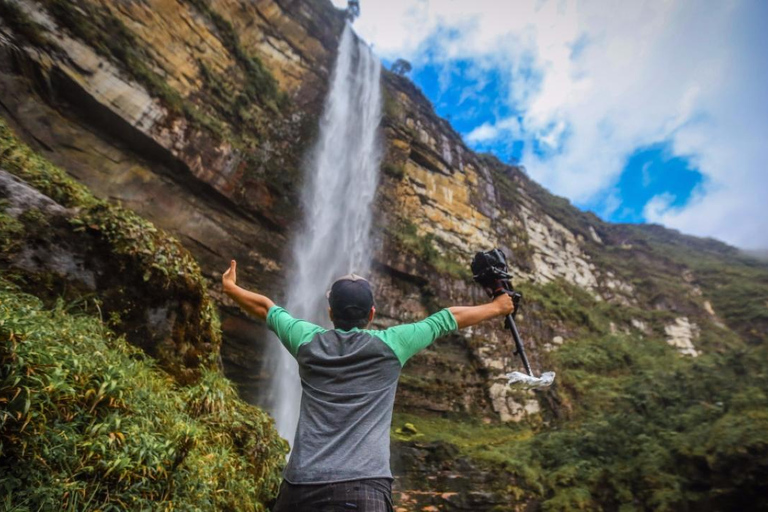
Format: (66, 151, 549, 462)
(221, 260, 275, 320)
(449, 293, 514, 329)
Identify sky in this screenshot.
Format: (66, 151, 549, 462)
(331, 0, 768, 250)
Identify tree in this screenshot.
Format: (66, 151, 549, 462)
(391, 59, 412, 76)
(346, 0, 360, 21)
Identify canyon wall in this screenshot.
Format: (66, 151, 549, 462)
(2, 0, 766, 509)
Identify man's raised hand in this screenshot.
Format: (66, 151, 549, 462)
(493, 292, 515, 317)
(221, 259, 275, 320)
(222, 259, 237, 291)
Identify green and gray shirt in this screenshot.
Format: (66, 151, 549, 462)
(266, 306, 458, 484)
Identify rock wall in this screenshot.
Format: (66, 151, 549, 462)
(0, 0, 744, 425)
(2, 1, 767, 509)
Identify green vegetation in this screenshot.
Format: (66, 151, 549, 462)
(1, 114, 286, 508)
(0, 115, 209, 296)
(185, 0, 286, 114)
(632, 226, 768, 344)
(0, 202, 25, 257)
(0, 0, 52, 48)
(395, 330, 768, 511)
(388, 219, 472, 280)
(381, 161, 405, 180)
(516, 280, 610, 334)
(394, 272, 768, 510)
(588, 223, 768, 344)
(382, 89, 405, 122)
(0, 116, 219, 377)
(0, 279, 286, 511)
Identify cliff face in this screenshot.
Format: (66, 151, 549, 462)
(2, 0, 767, 510)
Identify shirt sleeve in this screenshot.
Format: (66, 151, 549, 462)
(372, 309, 458, 366)
(266, 306, 326, 358)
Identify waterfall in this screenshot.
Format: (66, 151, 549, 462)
(264, 23, 382, 444)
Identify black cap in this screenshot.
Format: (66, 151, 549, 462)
(327, 274, 374, 320)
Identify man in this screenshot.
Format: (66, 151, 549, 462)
(222, 260, 514, 511)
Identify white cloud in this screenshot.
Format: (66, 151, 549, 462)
(465, 122, 498, 143)
(466, 117, 521, 143)
(643, 192, 677, 221)
(341, 0, 768, 249)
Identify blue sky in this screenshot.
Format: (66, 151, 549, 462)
(403, 58, 706, 225)
(335, 0, 768, 249)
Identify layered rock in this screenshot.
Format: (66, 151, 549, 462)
(0, 0, 739, 424)
(2, 0, 767, 509)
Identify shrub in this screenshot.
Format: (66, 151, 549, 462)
(0, 280, 286, 511)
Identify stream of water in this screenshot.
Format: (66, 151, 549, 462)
(263, 23, 382, 444)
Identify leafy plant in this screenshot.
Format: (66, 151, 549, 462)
(0, 279, 286, 510)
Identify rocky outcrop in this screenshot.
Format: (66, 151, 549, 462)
(2, 1, 767, 509)
(392, 440, 528, 511)
(0, 130, 221, 383)
(664, 316, 700, 357)
(0, 0, 737, 422)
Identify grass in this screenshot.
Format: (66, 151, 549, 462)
(0, 278, 286, 511)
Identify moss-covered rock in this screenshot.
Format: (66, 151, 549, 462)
(0, 117, 220, 381)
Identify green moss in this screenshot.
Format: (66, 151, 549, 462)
(184, 0, 286, 113)
(0, 279, 286, 510)
(382, 88, 404, 122)
(387, 219, 471, 280)
(382, 161, 405, 180)
(0, 206, 25, 257)
(516, 280, 608, 334)
(0, 117, 204, 292)
(0, 116, 220, 374)
(392, 412, 533, 468)
(0, 120, 94, 208)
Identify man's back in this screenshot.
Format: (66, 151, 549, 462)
(267, 306, 458, 484)
(291, 329, 401, 483)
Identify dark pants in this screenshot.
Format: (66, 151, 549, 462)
(272, 478, 394, 512)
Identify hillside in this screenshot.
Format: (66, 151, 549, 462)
(1, 0, 767, 510)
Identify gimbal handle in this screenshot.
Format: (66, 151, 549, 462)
(490, 281, 532, 377)
(489, 279, 522, 318)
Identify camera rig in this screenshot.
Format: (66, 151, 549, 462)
(471, 248, 555, 389)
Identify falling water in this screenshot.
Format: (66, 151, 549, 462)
(264, 23, 382, 443)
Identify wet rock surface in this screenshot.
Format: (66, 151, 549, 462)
(392, 440, 530, 511)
